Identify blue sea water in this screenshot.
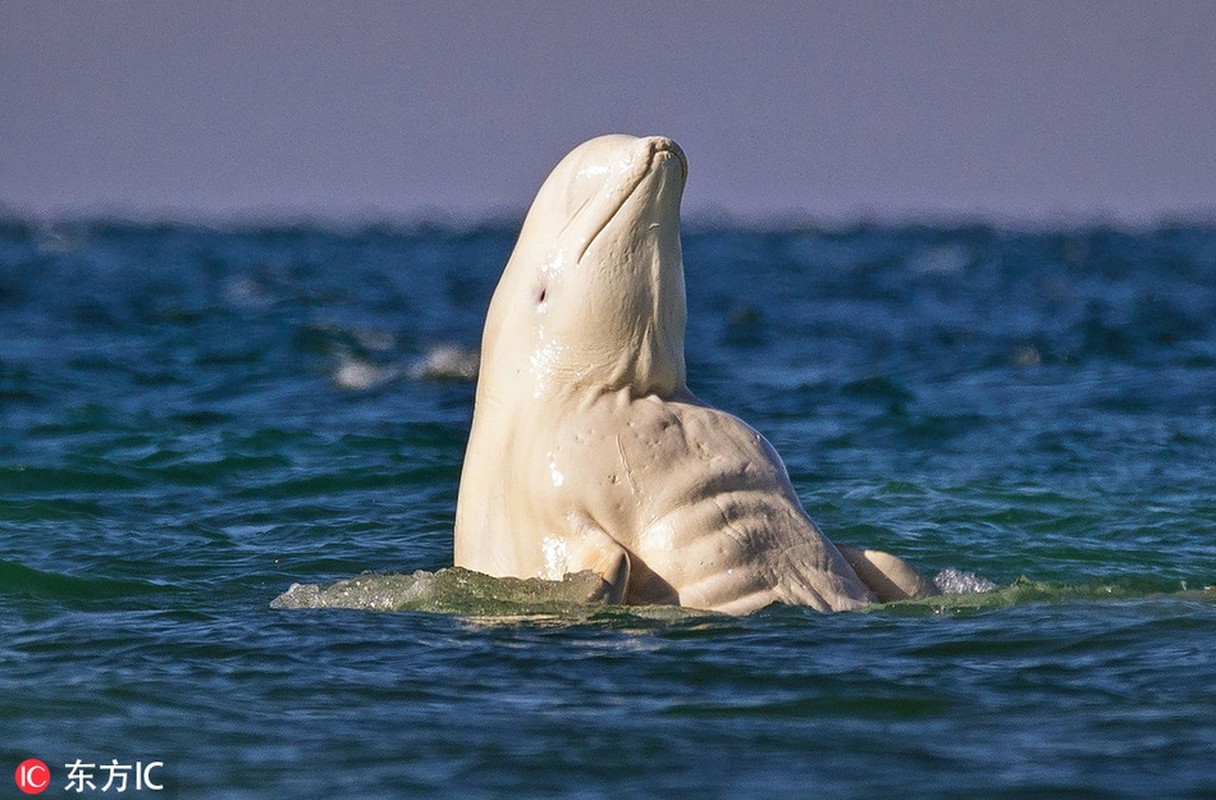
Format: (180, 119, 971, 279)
(2, 217, 1215, 797)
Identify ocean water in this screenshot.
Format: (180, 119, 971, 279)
(2, 217, 1215, 797)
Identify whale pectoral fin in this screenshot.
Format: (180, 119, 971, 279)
(834, 544, 940, 602)
(566, 516, 631, 605)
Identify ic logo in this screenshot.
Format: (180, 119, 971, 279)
(15, 759, 50, 795)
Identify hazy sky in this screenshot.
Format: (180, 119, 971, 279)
(2, 1, 1214, 223)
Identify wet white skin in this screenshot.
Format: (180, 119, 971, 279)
(454, 134, 936, 613)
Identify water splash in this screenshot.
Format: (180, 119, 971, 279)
(272, 565, 1214, 620)
(332, 357, 400, 390)
(408, 343, 479, 381)
(271, 567, 613, 615)
(933, 567, 998, 595)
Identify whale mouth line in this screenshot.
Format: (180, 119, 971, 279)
(576, 142, 681, 266)
(576, 170, 646, 266)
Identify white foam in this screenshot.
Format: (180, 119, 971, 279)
(932, 567, 998, 595)
(332, 357, 399, 390)
(408, 343, 479, 381)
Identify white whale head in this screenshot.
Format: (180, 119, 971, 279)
(478, 134, 688, 400)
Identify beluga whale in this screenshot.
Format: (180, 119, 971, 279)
(454, 134, 938, 614)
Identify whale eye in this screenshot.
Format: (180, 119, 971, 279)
(535, 284, 548, 308)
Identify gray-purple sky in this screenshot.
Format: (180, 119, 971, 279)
(2, 1, 1214, 223)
